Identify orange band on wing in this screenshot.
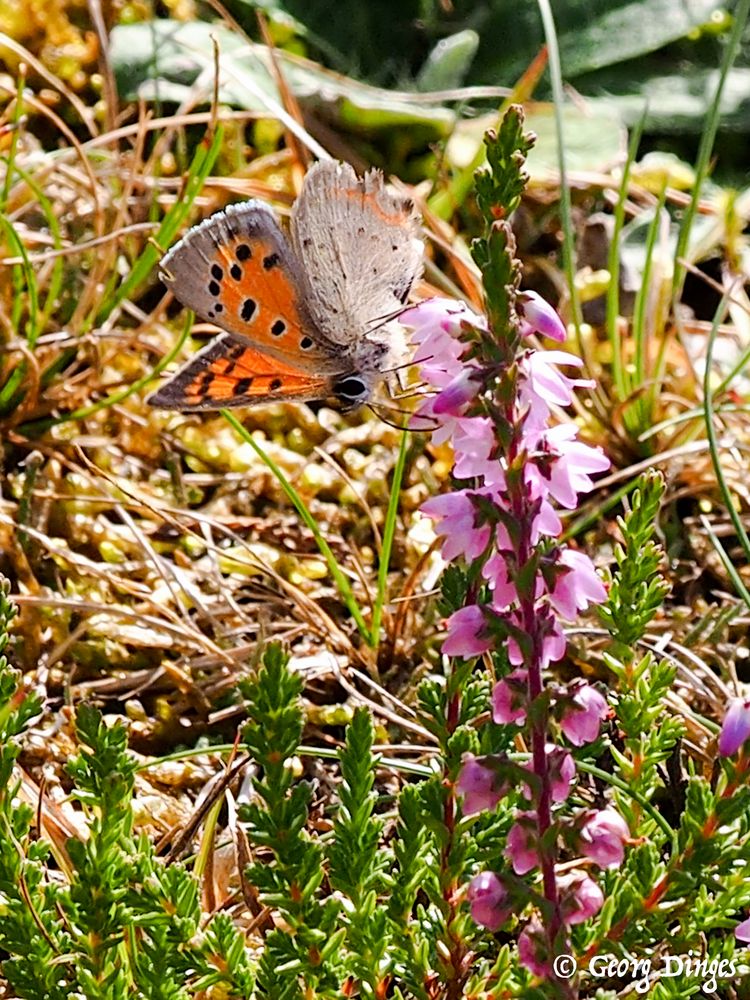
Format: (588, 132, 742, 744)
(183, 341, 326, 406)
(147, 333, 332, 411)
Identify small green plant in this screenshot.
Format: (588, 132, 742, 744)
(577, 471, 750, 992)
(0, 575, 254, 999)
(238, 640, 515, 997)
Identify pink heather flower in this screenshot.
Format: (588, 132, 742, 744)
(492, 669, 528, 725)
(735, 916, 750, 943)
(549, 549, 607, 620)
(560, 684, 609, 747)
(452, 417, 500, 482)
(421, 491, 491, 562)
(521, 745, 576, 803)
(580, 808, 629, 868)
(558, 872, 604, 925)
(442, 604, 492, 658)
(403, 297, 484, 342)
(718, 698, 750, 757)
(405, 299, 483, 392)
(508, 616, 567, 669)
(404, 299, 484, 437)
(519, 349, 594, 432)
(526, 424, 610, 509)
(432, 365, 483, 415)
(482, 550, 520, 610)
(517, 916, 551, 977)
(519, 290, 567, 343)
(506, 813, 539, 874)
(548, 745, 576, 802)
(467, 871, 512, 931)
(534, 499, 563, 540)
(457, 754, 506, 814)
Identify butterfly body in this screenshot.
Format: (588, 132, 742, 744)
(147, 161, 423, 411)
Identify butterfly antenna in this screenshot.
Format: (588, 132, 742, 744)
(367, 399, 439, 433)
(365, 302, 416, 333)
(366, 402, 410, 431)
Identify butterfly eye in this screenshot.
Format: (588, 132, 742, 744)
(333, 375, 368, 406)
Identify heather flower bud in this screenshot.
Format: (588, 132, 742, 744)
(506, 812, 539, 874)
(580, 808, 629, 868)
(457, 754, 507, 815)
(432, 365, 483, 416)
(518, 290, 567, 343)
(520, 745, 575, 803)
(560, 683, 609, 747)
(547, 745, 576, 802)
(467, 871, 512, 931)
(517, 916, 551, 977)
(558, 872, 604, 925)
(442, 604, 492, 658)
(718, 697, 750, 757)
(492, 669, 528, 725)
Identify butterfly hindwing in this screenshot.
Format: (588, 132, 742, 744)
(159, 201, 342, 374)
(146, 333, 332, 410)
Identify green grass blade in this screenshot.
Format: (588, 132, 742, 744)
(628, 180, 668, 438)
(221, 409, 371, 644)
(0, 73, 24, 212)
(0, 217, 40, 412)
(370, 429, 408, 649)
(632, 185, 667, 386)
(606, 111, 646, 402)
(703, 285, 750, 609)
(702, 514, 750, 613)
(672, 0, 750, 299)
(7, 161, 65, 328)
(536, 0, 582, 339)
(95, 125, 224, 327)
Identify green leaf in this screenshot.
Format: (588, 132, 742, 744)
(110, 20, 453, 146)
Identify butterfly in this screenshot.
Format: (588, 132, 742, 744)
(147, 160, 423, 412)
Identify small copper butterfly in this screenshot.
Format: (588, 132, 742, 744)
(147, 160, 423, 411)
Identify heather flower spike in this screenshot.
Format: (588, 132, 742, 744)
(405, 107, 619, 983)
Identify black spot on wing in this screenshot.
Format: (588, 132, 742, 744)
(241, 299, 257, 321)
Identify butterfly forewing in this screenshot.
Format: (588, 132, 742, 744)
(160, 202, 342, 375)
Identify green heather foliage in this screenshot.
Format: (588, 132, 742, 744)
(0, 578, 254, 999)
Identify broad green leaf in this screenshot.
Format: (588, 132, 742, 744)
(270, 0, 720, 87)
(110, 20, 454, 141)
(446, 102, 627, 181)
